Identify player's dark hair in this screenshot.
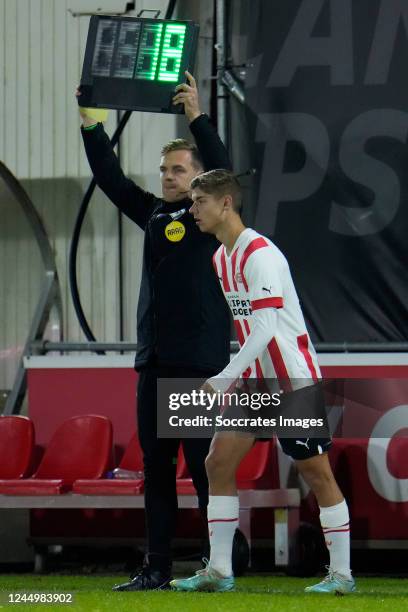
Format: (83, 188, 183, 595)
(191, 169, 243, 214)
(161, 138, 203, 170)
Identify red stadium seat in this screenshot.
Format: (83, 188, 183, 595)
(176, 444, 190, 478)
(74, 436, 190, 495)
(0, 416, 34, 479)
(119, 432, 144, 471)
(73, 432, 144, 495)
(236, 439, 279, 490)
(176, 439, 279, 495)
(0, 415, 112, 495)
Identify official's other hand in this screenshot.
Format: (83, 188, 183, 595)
(75, 87, 98, 128)
(172, 71, 202, 123)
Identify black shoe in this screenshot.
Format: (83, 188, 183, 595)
(112, 566, 172, 591)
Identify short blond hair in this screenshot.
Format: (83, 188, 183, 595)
(191, 169, 243, 213)
(161, 139, 203, 169)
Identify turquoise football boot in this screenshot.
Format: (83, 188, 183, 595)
(305, 567, 356, 595)
(170, 559, 235, 592)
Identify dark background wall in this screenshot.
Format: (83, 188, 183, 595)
(227, 0, 408, 342)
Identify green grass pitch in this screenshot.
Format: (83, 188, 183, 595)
(0, 574, 407, 611)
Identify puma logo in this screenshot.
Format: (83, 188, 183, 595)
(262, 286, 272, 294)
(295, 438, 310, 450)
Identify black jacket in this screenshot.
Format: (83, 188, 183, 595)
(81, 114, 231, 372)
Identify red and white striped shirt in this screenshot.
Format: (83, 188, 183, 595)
(210, 228, 320, 390)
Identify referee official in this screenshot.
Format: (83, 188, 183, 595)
(77, 72, 231, 590)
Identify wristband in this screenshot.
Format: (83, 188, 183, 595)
(83, 123, 99, 131)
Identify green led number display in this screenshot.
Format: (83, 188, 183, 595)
(157, 24, 187, 82)
(135, 23, 164, 80)
(134, 22, 186, 82)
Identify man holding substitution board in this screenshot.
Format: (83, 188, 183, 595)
(77, 72, 231, 591)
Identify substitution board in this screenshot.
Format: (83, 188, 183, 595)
(79, 16, 199, 113)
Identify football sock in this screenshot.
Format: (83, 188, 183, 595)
(207, 495, 239, 577)
(319, 499, 351, 579)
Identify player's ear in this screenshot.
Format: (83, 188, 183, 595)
(223, 194, 233, 211)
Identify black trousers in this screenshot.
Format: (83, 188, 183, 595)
(137, 364, 213, 572)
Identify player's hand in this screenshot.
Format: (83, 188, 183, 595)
(201, 380, 216, 395)
(75, 87, 98, 128)
(172, 71, 202, 123)
(198, 380, 217, 409)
